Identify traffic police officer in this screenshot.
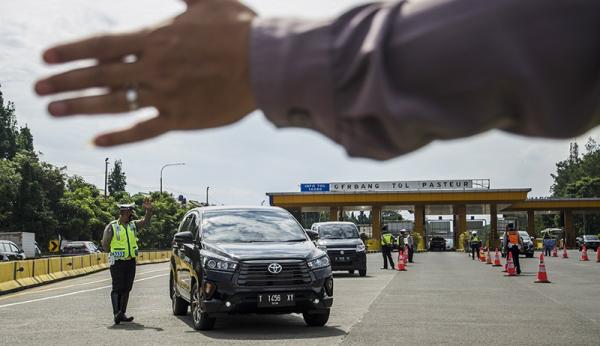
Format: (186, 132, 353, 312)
(503, 224, 522, 274)
(101, 199, 153, 324)
(469, 231, 481, 260)
(380, 225, 395, 269)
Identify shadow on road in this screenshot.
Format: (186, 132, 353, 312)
(332, 272, 374, 279)
(108, 322, 164, 332)
(176, 314, 346, 340)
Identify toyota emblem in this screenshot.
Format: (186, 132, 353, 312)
(268, 263, 282, 274)
(340, 250, 345, 255)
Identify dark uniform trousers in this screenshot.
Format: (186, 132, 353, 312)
(381, 245, 395, 269)
(110, 258, 136, 315)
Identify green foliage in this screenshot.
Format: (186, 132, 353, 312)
(0, 86, 18, 159)
(551, 137, 600, 234)
(108, 159, 127, 195)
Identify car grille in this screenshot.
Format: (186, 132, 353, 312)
(327, 249, 356, 256)
(236, 260, 312, 287)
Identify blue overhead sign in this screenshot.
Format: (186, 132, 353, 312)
(300, 183, 330, 192)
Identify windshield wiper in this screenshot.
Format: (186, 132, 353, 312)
(284, 239, 307, 242)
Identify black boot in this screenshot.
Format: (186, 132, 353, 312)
(119, 293, 134, 322)
(111, 292, 122, 325)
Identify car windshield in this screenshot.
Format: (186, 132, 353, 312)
(201, 209, 307, 243)
(317, 224, 359, 239)
(584, 235, 599, 240)
(519, 232, 530, 240)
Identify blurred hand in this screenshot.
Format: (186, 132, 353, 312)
(35, 0, 257, 147)
(142, 198, 153, 211)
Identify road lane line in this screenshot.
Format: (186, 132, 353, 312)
(0, 267, 168, 301)
(0, 273, 168, 309)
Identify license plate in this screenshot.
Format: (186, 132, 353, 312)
(335, 256, 350, 262)
(257, 293, 295, 307)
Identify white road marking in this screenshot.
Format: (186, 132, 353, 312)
(0, 267, 168, 301)
(0, 273, 168, 309)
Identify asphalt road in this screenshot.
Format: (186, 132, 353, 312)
(1, 251, 599, 345)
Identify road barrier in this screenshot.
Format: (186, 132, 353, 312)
(0, 251, 171, 295)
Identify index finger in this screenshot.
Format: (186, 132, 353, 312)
(43, 31, 146, 64)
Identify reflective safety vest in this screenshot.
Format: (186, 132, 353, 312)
(507, 231, 519, 246)
(381, 233, 393, 246)
(470, 235, 480, 245)
(110, 221, 139, 260)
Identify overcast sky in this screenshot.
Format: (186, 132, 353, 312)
(1, 0, 598, 207)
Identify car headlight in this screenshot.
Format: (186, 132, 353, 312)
(307, 255, 330, 270)
(202, 257, 238, 272)
(356, 243, 366, 252)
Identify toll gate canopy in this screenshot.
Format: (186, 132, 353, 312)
(267, 179, 600, 249)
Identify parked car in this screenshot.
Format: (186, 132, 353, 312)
(311, 222, 367, 276)
(428, 237, 446, 251)
(170, 206, 333, 330)
(500, 231, 535, 258)
(62, 241, 100, 255)
(576, 235, 600, 251)
(0, 240, 26, 261)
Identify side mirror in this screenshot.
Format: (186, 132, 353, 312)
(19, 249, 24, 253)
(306, 229, 319, 241)
(173, 231, 194, 244)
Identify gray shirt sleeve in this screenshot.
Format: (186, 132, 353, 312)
(251, 0, 600, 160)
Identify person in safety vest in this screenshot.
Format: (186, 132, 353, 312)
(101, 199, 153, 324)
(380, 225, 395, 270)
(502, 223, 522, 274)
(469, 231, 481, 260)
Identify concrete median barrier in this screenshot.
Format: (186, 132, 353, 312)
(0, 250, 171, 295)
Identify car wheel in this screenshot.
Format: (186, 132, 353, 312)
(171, 272, 188, 316)
(303, 309, 330, 327)
(348, 270, 355, 274)
(359, 268, 367, 277)
(191, 282, 216, 330)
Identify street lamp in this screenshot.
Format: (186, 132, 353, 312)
(160, 162, 185, 194)
(104, 158, 109, 197)
(206, 186, 210, 206)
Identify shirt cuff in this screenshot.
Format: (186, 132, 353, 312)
(250, 17, 338, 141)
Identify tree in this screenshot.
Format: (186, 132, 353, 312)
(551, 138, 600, 234)
(16, 126, 34, 153)
(0, 86, 18, 159)
(108, 160, 127, 195)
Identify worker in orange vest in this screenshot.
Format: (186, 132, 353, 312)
(503, 223, 522, 274)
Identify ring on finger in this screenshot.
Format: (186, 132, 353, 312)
(126, 86, 139, 111)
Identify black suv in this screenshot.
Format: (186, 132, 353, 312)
(170, 206, 334, 330)
(311, 222, 367, 276)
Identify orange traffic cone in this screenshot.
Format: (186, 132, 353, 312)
(505, 252, 517, 276)
(535, 253, 551, 283)
(597, 248, 600, 263)
(551, 247, 558, 257)
(486, 248, 493, 265)
(580, 245, 589, 261)
(479, 248, 485, 262)
(396, 252, 406, 271)
(403, 249, 409, 265)
(493, 248, 502, 267)
(562, 246, 569, 259)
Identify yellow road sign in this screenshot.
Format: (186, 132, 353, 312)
(49, 240, 59, 253)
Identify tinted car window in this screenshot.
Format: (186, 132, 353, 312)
(318, 224, 359, 239)
(201, 210, 306, 243)
(9, 243, 19, 252)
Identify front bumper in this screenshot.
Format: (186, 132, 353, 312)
(202, 267, 333, 315)
(327, 251, 366, 271)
